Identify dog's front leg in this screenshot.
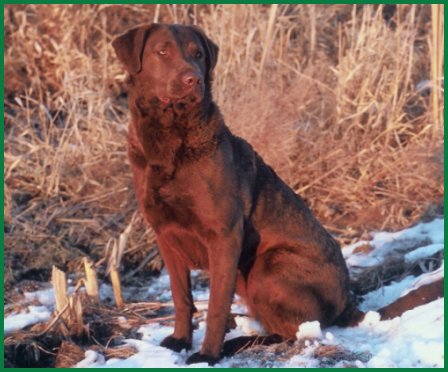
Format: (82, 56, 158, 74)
(186, 231, 242, 365)
(158, 240, 195, 352)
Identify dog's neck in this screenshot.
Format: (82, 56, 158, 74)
(127, 81, 222, 173)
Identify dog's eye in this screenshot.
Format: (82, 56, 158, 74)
(159, 49, 167, 56)
(196, 51, 203, 59)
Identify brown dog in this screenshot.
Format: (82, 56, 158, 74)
(112, 24, 443, 365)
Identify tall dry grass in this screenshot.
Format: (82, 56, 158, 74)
(3, 4, 444, 289)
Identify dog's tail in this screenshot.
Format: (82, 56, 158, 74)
(334, 278, 444, 326)
(377, 278, 444, 320)
(222, 279, 444, 357)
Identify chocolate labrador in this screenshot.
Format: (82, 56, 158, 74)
(112, 23, 443, 365)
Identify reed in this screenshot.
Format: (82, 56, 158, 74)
(4, 4, 443, 288)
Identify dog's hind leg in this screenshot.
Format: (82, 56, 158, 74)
(243, 248, 348, 339)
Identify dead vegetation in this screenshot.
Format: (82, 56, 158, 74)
(350, 246, 444, 296)
(224, 337, 372, 368)
(2, 244, 442, 367)
(4, 260, 214, 368)
(4, 298, 150, 367)
(4, 4, 444, 305)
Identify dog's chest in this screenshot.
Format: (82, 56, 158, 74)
(144, 157, 218, 231)
(157, 225, 211, 270)
(132, 109, 225, 239)
(145, 170, 218, 271)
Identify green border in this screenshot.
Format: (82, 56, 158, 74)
(2, 1, 446, 371)
(1, 0, 4, 369)
(444, 2, 447, 320)
(2, 0, 446, 4)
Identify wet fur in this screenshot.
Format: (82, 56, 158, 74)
(113, 23, 443, 365)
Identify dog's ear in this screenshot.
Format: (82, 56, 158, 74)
(190, 25, 219, 80)
(112, 24, 156, 74)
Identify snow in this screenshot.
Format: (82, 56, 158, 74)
(345, 299, 444, 368)
(359, 275, 417, 311)
(359, 262, 444, 312)
(75, 350, 106, 368)
(344, 218, 444, 269)
(296, 321, 323, 340)
(405, 243, 444, 263)
(24, 288, 56, 307)
(4, 305, 51, 335)
(232, 316, 265, 337)
(77, 341, 184, 368)
(287, 299, 444, 368)
(404, 263, 444, 295)
(4, 218, 444, 368)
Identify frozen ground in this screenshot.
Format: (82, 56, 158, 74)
(4, 218, 444, 368)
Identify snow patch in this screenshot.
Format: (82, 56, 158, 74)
(296, 321, 323, 340)
(24, 288, 55, 307)
(75, 350, 105, 368)
(4, 305, 51, 335)
(5, 218, 444, 367)
(405, 243, 444, 262)
(344, 218, 444, 269)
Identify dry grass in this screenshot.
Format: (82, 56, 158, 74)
(4, 4, 444, 289)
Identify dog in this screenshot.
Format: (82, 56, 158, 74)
(112, 23, 443, 365)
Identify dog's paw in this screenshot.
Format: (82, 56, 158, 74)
(160, 335, 191, 352)
(186, 352, 220, 365)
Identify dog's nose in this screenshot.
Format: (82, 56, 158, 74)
(182, 72, 200, 88)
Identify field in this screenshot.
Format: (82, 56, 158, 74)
(3, 3, 444, 368)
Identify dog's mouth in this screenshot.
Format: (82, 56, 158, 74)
(157, 93, 201, 106)
(158, 96, 172, 105)
(158, 81, 205, 106)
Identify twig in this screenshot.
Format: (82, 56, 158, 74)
(35, 303, 70, 337)
(122, 247, 158, 281)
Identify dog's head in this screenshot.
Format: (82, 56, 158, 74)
(113, 23, 219, 107)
